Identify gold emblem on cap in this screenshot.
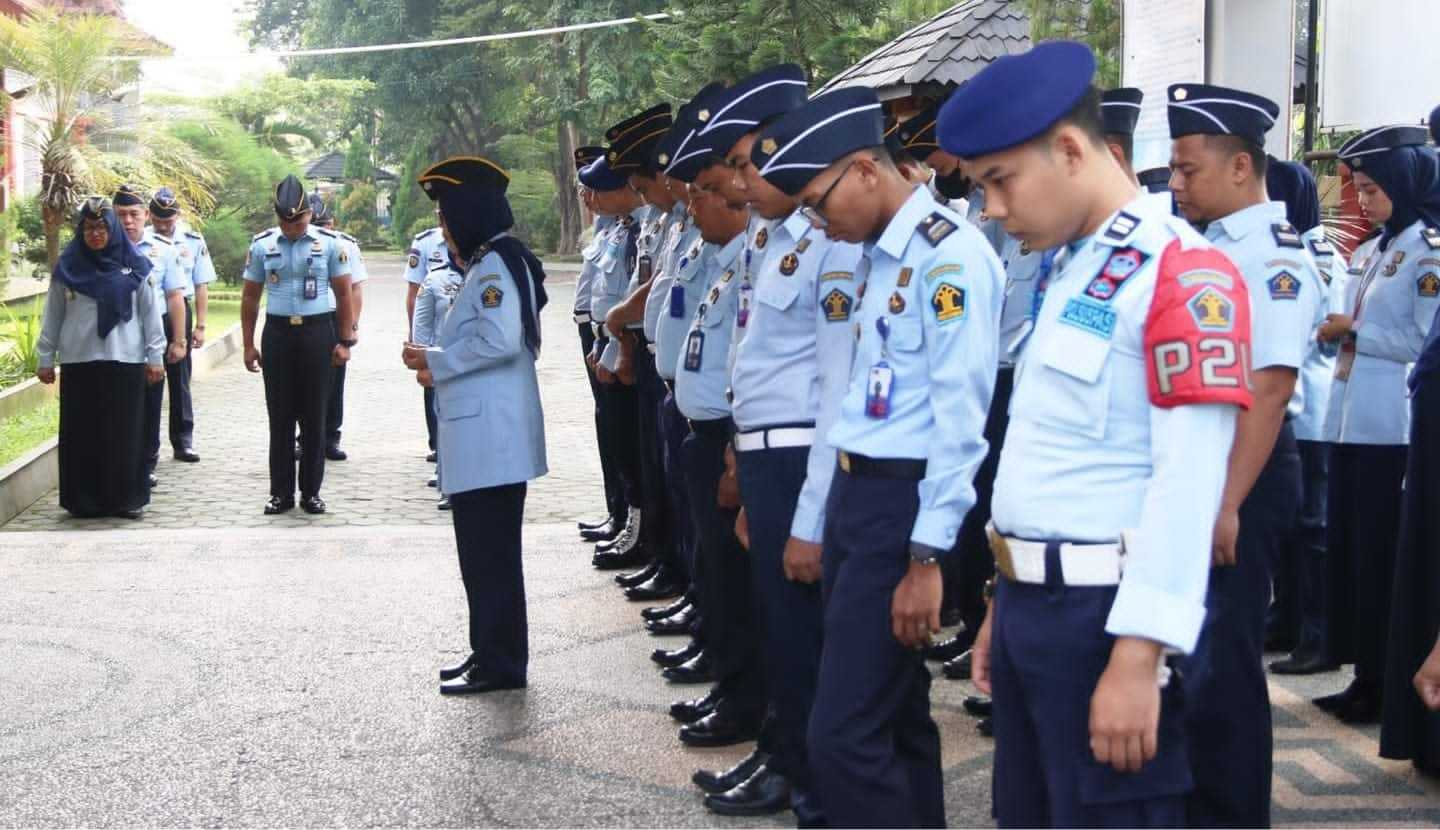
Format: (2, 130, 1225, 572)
(607, 151, 618, 163)
(1173, 87, 1188, 101)
(697, 109, 710, 123)
(658, 153, 670, 166)
(760, 138, 777, 155)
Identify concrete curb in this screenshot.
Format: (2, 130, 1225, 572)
(0, 322, 242, 526)
(0, 376, 57, 422)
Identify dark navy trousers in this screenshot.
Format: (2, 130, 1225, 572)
(1183, 422, 1301, 828)
(810, 467, 943, 828)
(945, 366, 1013, 631)
(634, 337, 675, 566)
(451, 482, 529, 685)
(736, 444, 825, 827)
(579, 322, 625, 522)
(1270, 439, 1330, 655)
(659, 388, 694, 582)
(991, 569, 1191, 828)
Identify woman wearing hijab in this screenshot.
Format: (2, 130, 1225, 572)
(400, 156, 548, 695)
(1315, 126, 1440, 723)
(1266, 159, 1351, 675)
(1380, 116, 1440, 773)
(35, 197, 166, 519)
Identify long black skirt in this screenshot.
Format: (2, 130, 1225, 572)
(1381, 380, 1440, 774)
(58, 360, 150, 518)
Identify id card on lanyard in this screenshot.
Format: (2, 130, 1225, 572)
(866, 316, 895, 419)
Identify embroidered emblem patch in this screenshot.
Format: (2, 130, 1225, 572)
(481, 285, 503, 308)
(779, 253, 799, 276)
(1419, 272, 1440, 298)
(889, 292, 906, 314)
(926, 264, 964, 283)
(339, 248, 349, 264)
(930, 283, 966, 324)
(755, 228, 768, 250)
(1188, 287, 1235, 331)
(1059, 297, 1117, 338)
(1268, 271, 1300, 299)
(408, 254, 419, 268)
(822, 289, 852, 322)
(1086, 247, 1148, 301)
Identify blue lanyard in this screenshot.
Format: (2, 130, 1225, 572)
(1029, 249, 1058, 320)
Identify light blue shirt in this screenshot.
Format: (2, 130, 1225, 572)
(136, 230, 186, 300)
(404, 228, 446, 286)
(995, 233, 1052, 368)
(1293, 227, 1349, 441)
(732, 208, 863, 543)
(325, 231, 366, 313)
(426, 246, 548, 493)
(411, 255, 467, 346)
(1324, 221, 1440, 444)
(243, 226, 350, 317)
(170, 229, 217, 298)
(37, 270, 166, 368)
(575, 215, 616, 314)
(828, 186, 1004, 553)
(654, 228, 709, 381)
(590, 208, 644, 323)
(623, 205, 669, 332)
(965, 188, 1007, 254)
(991, 194, 1239, 654)
(675, 233, 745, 421)
(1204, 201, 1326, 419)
(644, 204, 701, 342)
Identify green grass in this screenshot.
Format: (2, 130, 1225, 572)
(203, 300, 241, 336)
(0, 397, 58, 468)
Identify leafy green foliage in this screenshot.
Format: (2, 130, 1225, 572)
(1026, 0, 1121, 86)
(210, 73, 375, 158)
(0, 296, 45, 388)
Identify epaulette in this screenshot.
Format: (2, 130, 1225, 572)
(184, 230, 203, 241)
(918, 212, 957, 247)
(1307, 236, 1336, 258)
(149, 234, 173, 246)
(315, 227, 338, 239)
(415, 227, 439, 241)
(1271, 222, 1304, 249)
(1101, 211, 1141, 245)
(339, 232, 357, 244)
(253, 229, 276, 242)
(1423, 227, 1440, 250)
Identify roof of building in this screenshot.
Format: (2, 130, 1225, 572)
(303, 150, 397, 183)
(817, 0, 1030, 100)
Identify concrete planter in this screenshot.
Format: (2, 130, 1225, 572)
(0, 376, 57, 422)
(191, 322, 242, 382)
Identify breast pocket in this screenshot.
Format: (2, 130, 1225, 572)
(757, 273, 800, 311)
(1029, 314, 1113, 439)
(439, 391, 484, 421)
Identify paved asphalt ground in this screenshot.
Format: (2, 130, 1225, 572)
(3, 254, 1438, 826)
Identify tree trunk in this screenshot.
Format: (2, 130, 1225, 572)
(43, 205, 62, 270)
(553, 118, 583, 255)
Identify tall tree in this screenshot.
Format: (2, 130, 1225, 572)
(1026, 0, 1121, 86)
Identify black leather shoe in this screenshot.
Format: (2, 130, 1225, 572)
(427, 451, 438, 463)
(580, 517, 622, 542)
(439, 653, 476, 681)
(117, 508, 144, 520)
(616, 559, 660, 588)
(652, 638, 702, 668)
(173, 448, 200, 463)
(625, 568, 685, 602)
(1264, 629, 1297, 654)
(1336, 694, 1381, 724)
(437, 496, 451, 511)
(942, 650, 972, 680)
(1315, 681, 1364, 713)
(679, 702, 760, 747)
(705, 766, 792, 816)
(924, 631, 973, 663)
(670, 687, 720, 723)
(148, 473, 159, 488)
(963, 695, 992, 717)
(643, 594, 692, 622)
(264, 496, 294, 515)
(592, 547, 649, 571)
(300, 496, 326, 515)
(1270, 652, 1337, 675)
(663, 650, 714, 685)
(439, 667, 526, 696)
(325, 445, 347, 461)
(977, 717, 993, 738)
(647, 604, 697, 636)
(693, 748, 769, 795)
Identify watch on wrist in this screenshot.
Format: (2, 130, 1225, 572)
(983, 574, 999, 602)
(908, 542, 943, 565)
(340, 338, 358, 348)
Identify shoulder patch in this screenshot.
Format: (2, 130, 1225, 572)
(1423, 227, 1440, 250)
(408, 253, 420, 268)
(1418, 272, 1440, 298)
(253, 229, 277, 242)
(1271, 223, 1303, 249)
(918, 212, 957, 247)
(819, 270, 853, 282)
(1145, 238, 1253, 410)
(926, 263, 964, 283)
(1102, 211, 1142, 244)
(475, 274, 501, 283)
(1267, 270, 1301, 300)
(481, 285, 504, 308)
(930, 283, 967, 324)
(1086, 247, 1149, 301)
(821, 288, 852, 322)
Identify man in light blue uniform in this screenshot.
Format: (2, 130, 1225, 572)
(400, 156, 548, 696)
(725, 63, 864, 822)
(750, 85, 1003, 827)
(307, 195, 367, 461)
(1168, 83, 1325, 829)
(241, 175, 356, 516)
(943, 42, 1256, 827)
(411, 236, 467, 512)
(114, 185, 187, 486)
(146, 186, 213, 463)
(669, 140, 765, 751)
(572, 145, 629, 542)
(405, 223, 446, 461)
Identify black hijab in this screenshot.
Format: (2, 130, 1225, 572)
(1361, 144, 1440, 249)
(440, 186, 548, 356)
(53, 199, 153, 338)
(1265, 157, 1321, 233)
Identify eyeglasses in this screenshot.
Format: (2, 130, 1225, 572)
(797, 161, 855, 229)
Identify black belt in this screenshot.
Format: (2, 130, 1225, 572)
(688, 416, 733, 438)
(838, 451, 927, 481)
(267, 313, 332, 327)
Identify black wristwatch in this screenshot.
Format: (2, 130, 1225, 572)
(340, 338, 358, 348)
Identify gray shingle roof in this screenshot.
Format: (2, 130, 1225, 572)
(818, 0, 1031, 98)
(304, 150, 397, 183)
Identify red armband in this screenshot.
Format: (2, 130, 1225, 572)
(1144, 239, 1253, 409)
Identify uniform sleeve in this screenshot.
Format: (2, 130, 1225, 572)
(137, 275, 166, 365)
(1108, 402, 1235, 653)
(427, 261, 524, 381)
(1354, 257, 1440, 363)
(243, 241, 265, 284)
(910, 243, 1004, 551)
(191, 238, 217, 286)
(403, 239, 429, 285)
(1248, 257, 1320, 370)
(36, 278, 66, 369)
(412, 279, 437, 346)
(160, 247, 187, 295)
(347, 241, 369, 283)
(791, 248, 862, 542)
(326, 237, 351, 282)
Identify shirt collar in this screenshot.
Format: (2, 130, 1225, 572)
(1206, 200, 1286, 243)
(780, 208, 812, 246)
(875, 185, 937, 260)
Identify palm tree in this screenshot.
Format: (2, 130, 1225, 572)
(0, 10, 220, 268)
